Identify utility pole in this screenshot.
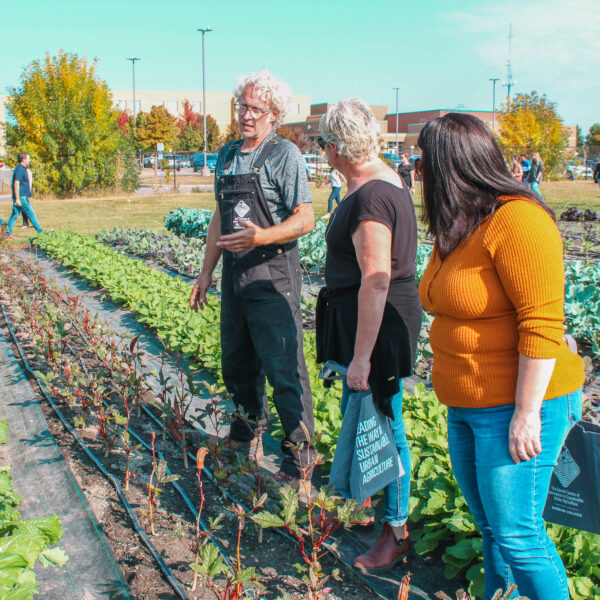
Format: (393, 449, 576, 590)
(503, 23, 515, 100)
(126, 57, 140, 123)
(197, 28, 213, 176)
(489, 78, 500, 132)
(127, 57, 140, 167)
(393, 87, 400, 156)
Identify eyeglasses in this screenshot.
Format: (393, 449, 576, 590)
(317, 137, 328, 150)
(234, 102, 272, 119)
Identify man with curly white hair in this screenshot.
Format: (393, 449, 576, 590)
(190, 69, 315, 486)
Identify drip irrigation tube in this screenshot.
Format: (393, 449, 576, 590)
(62, 286, 398, 599)
(15, 250, 404, 600)
(1, 304, 191, 600)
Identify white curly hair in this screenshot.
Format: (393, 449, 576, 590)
(234, 69, 291, 128)
(318, 98, 381, 163)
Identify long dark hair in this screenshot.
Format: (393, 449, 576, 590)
(417, 113, 553, 256)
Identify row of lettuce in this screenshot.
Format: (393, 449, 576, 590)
(31, 231, 599, 599)
(0, 419, 68, 598)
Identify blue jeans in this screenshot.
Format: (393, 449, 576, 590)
(341, 380, 411, 526)
(7, 197, 43, 234)
(530, 181, 541, 197)
(447, 390, 582, 600)
(327, 187, 342, 213)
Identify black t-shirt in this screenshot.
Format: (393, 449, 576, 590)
(397, 162, 414, 189)
(325, 180, 417, 290)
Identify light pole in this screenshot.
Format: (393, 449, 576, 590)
(197, 27, 213, 176)
(489, 78, 500, 133)
(127, 57, 141, 123)
(393, 87, 399, 155)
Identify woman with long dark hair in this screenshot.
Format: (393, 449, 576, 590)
(417, 113, 583, 600)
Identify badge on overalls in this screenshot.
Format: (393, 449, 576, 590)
(233, 200, 252, 230)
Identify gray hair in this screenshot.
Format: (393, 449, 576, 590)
(234, 69, 291, 128)
(319, 98, 381, 163)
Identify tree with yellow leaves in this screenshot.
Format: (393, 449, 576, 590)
(135, 105, 179, 153)
(498, 91, 568, 179)
(7, 51, 122, 197)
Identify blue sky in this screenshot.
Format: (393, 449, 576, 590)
(2, 0, 598, 133)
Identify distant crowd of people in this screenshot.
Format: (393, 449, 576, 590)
(510, 152, 544, 195)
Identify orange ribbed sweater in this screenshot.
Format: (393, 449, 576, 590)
(418, 197, 584, 408)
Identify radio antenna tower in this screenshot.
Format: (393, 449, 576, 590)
(504, 23, 516, 99)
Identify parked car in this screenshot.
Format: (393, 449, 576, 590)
(143, 155, 156, 168)
(175, 154, 191, 168)
(192, 153, 218, 172)
(161, 155, 182, 170)
(382, 152, 401, 168)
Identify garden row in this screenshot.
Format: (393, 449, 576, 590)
(163, 208, 433, 278)
(0, 419, 68, 598)
(31, 231, 600, 599)
(1, 244, 382, 600)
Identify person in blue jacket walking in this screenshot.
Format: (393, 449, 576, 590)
(7, 152, 43, 236)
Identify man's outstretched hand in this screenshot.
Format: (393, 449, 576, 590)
(216, 219, 267, 252)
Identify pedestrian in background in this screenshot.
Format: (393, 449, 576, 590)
(7, 152, 44, 236)
(520, 154, 531, 185)
(397, 153, 415, 194)
(325, 168, 344, 216)
(529, 151, 543, 197)
(511, 157, 523, 182)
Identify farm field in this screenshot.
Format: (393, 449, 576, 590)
(2, 180, 599, 244)
(1, 187, 599, 600)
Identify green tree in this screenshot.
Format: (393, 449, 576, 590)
(174, 100, 221, 151)
(6, 51, 122, 196)
(585, 123, 600, 158)
(498, 91, 568, 179)
(136, 105, 178, 152)
(576, 125, 584, 148)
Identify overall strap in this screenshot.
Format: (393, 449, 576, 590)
(251, 136, 280, 173)
(222, 140, 243, 172)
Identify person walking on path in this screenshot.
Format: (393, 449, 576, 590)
(511, 157, 523, 182)
(21, 166, 33, 227)
(8, 152, 43, 236)
(325, 168, 343, 216)
(418, 113, 583, 600)
(397, 153, 415, 194)
(528, 151, 543, 197)
(190, 70, 315, 486)
(316, 98, 422, 571)
(520, 154, 531, 186)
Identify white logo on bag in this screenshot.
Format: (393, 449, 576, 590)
(234, 201, 250, 217)
(554, 446, 581, 488)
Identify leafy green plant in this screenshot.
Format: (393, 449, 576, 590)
(0, 420, 69, 598)
(30, 231, 600, 597)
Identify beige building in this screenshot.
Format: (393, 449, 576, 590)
(111, 90, 311, 133)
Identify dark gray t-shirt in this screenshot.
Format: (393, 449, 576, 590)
(215, 132, 312, 225)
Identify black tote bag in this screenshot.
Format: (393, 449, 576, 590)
(543, 420, 600, 535)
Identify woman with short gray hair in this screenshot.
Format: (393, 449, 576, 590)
(316, 99, 422, 571)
